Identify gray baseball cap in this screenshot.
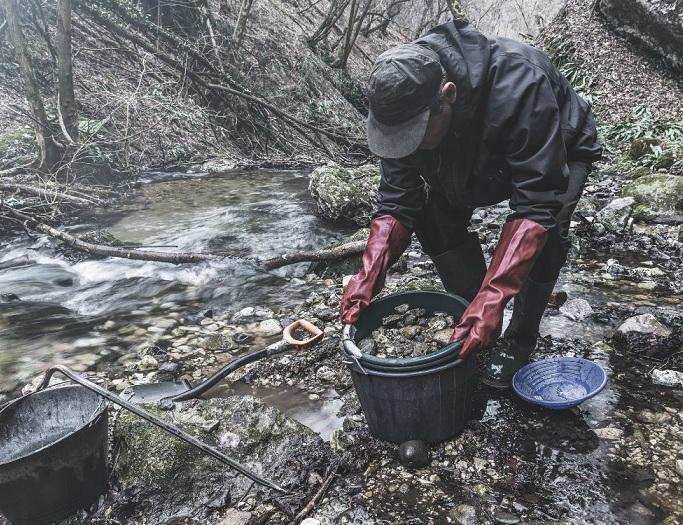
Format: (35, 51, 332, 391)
(366, 43, 443, 159)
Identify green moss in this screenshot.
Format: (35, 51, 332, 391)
(628, 137, 662, 160)
(621, 174, 683, 222)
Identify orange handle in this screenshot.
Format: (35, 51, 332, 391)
(282, 319, 324, 348)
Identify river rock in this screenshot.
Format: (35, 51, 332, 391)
(250, 318, 282, 337)
(309, 162, 380, 226)
(448, 503, 478, 525)
(494, 510, 521, 524)
(231, 306, 274, 323)
(595, 197, 635, 232)
(616, 314, 672, 337)
(399, 440, 430, 468)
(198, 158, 238, 173)
(559, 298, 594, 321)
(621, 174, 683, 225)
(215, 509, 252, 524)
(92, 396, 333, 525)
(651, 368, 683, 387)
(599, 0, 683, 74)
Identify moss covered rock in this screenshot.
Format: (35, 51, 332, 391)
(621, 174, 683, 224)
(628, 137, 662, 160)
(309, 162, 380, 226)
(81, 396, 333, 525)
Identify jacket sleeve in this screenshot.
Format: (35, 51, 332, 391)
(373, 156, 426, 230)
(489, 58, 569, 230)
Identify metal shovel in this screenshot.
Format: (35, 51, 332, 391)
(123, 319, 324, 404)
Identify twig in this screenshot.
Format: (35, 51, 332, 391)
(0, 182, 100, 205)
(290, 465, 338, 524)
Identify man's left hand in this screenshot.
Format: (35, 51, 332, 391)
(450, 292, 505, 358)
(449, 218, 548, 358)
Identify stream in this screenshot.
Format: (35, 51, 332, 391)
(0, 169, 351, 397)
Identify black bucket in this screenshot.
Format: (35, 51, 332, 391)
(0, 385, 109, 525)
(341, 290, 477, 443)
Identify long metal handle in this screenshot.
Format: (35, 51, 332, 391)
(171, 340, 288, 402)
(37, 365, 288, 494)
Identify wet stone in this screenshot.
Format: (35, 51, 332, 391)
(493, 510, 521, 524)
(448, 503, 477, 525)
(651, 368, 683, 387)
(398, 440, 430, 468)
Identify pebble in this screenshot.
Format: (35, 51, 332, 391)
(251, 319, 282, 337)
(493, 510, 521, 524)
(676, 459, 683, 477)
(398, 440, 430, 468)
(316, 365, 336, 382)
(594, 427, 624, 440)
(448, 503, 477, 525)
(617, 314, 672, 337)
(559, 298, 593, 321)
(300, 519, 321, 525)
(159, 362, 179, 374)
(139, 355, 159, 370)
(636, 410, 671, 425)
(651, 369, 683, 388)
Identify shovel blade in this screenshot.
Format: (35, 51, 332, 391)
(122, 380, 192, 404)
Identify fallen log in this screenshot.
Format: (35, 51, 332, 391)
(260, 240, 365, 270)
(0, 182, 101, 205)
(1, 204, 366, 270)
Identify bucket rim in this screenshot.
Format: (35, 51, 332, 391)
(0, 384, 107, 468)
(343, 347, 470, 377)
(341, 290, 467, 368)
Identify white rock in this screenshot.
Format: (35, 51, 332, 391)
(342, 274, 353, 288)
(594, 427, 624, 440)
(617, 314, 672, 337)
(316, 365, 337, 382)
(651, 369, 683, 388)
(676, 459, 683, 477)
(139, 355, 159, 370)
(559, 298, 594, 321)
(300, 519, 321, 525)
(251, 318, 282, 337)
(232, 306, 274, 322)
(216, 509, 252, 525)
(595, 197, 635, 232)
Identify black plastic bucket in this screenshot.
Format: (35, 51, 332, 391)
(341, 290, 477, 443)
(0, 385, 109, 525)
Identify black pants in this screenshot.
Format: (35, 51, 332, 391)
(415, 161, 591, 283)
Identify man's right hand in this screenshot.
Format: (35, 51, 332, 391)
(339, 215, 412, 325)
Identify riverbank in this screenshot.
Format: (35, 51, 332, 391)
(1, 159, 680, 524)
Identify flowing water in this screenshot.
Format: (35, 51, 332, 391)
(0, 169, 351, 397)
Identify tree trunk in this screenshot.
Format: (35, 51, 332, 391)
(232, 0, 255, 49)
(56, 0, 79, 143)
(5, 0, 61, 171)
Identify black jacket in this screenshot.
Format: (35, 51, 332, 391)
(375, 19, 602, 231)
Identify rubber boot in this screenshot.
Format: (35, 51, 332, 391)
(430, 233, 486, 303)
(482, 277, 557, 389)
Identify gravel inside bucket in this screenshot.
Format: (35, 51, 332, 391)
(358, 304, 455, 358)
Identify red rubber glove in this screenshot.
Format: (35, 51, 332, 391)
(450, 218, 548, 358)
(340, 215, 411, 325)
